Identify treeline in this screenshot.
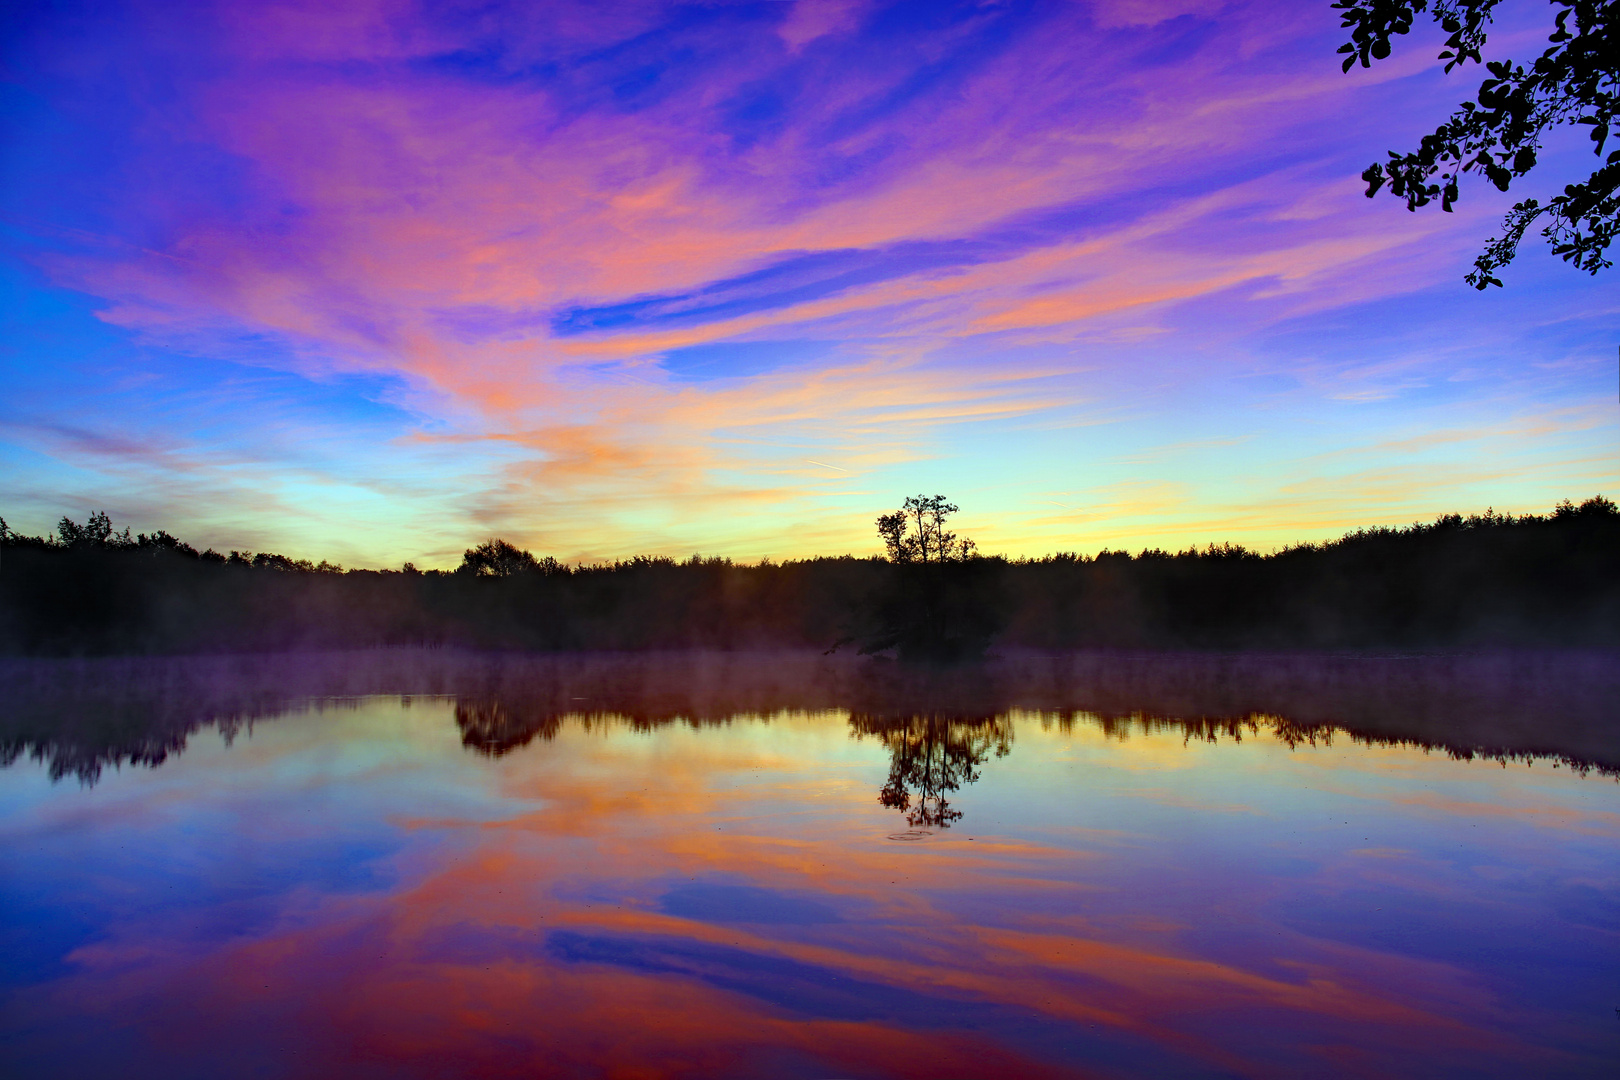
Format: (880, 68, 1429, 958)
(0, 498, 1617, 655)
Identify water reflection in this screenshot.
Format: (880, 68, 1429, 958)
(455, 696, 564, 755)
(455, 691, 1019, 832)
(851, 713, 1013, 830)
(6, 648, 1617, 784)
(2, 650, 1618, 1078)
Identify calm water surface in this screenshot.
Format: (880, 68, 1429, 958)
(2, 651, 1617, 1078)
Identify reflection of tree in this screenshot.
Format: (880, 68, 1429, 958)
(851, 714, 1013, 829)
(454, 698, 565, 756)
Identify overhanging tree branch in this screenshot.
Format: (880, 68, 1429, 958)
(1337, 0, 1617, 287)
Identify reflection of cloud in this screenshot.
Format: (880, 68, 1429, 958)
(15, 701, 1601, 1076)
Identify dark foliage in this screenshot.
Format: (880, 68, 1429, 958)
(0, 496, 1616, 656)
(875, 494, 977, 563)
(1017, 496, 1620, 648)
(1337, 0, 1617, 286)
(855, 494, 1001, 661)
(844, 560, 1008, 662)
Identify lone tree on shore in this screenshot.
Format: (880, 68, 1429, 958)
(459, 539, 557, 577)
(852, 495, 1000, 662)
(1336, 0, 1616, 287)
(876, 495, 978, 563)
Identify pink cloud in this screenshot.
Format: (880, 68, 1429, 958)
(25, 0, 1606, 559)
(777, 0, 869, 52)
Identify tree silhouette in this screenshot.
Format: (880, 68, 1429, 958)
(56, 510, 132, 548)
(876, 495, 976, 563)
(1337, 0, 1616, 286)
(459, 538, 561, 577)
(857, 495, 1002, 662)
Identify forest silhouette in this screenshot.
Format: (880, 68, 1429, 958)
(1, 495, 1617, 655)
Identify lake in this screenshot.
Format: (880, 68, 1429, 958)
(2, 649, 1617, 1078)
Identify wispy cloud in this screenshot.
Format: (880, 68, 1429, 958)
(1, 0, 1613, 560)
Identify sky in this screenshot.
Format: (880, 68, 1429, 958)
(1, 0, 1615, 568)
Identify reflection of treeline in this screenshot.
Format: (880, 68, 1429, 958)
(6, 649, 1615, 784)
(0, 655, 273, 781)
(1, 496, 1616, 654)
(3, 495, 1620, 650)
(1040, 713, 1611, 777)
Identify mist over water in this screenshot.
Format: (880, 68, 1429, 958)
(2, 650, 1617, 1077)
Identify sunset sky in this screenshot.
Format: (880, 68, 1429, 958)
(2, 0, 1615, 567)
